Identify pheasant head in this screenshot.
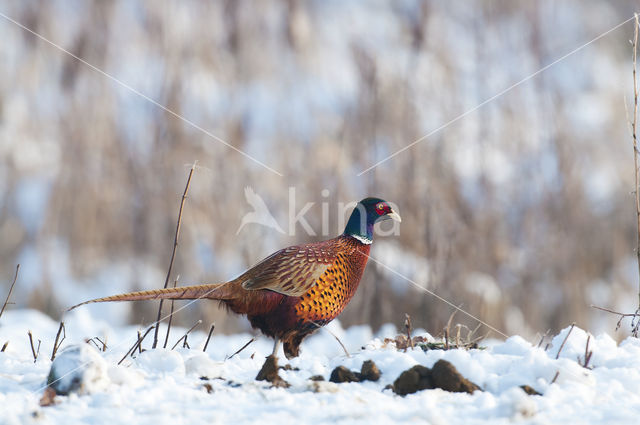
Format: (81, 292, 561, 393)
(343, 197, 401, 244)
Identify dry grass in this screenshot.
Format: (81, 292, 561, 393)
(0, 1, 637, 341)
(384, 313, 484, 352)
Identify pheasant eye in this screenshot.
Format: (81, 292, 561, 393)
(375, 203, 385, 215)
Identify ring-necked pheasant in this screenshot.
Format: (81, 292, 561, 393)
(70, 197, 401, 359)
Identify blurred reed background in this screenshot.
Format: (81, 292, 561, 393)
(1, 0, 639, 340)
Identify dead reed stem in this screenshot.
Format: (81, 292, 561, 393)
(163, 277, 179, 349)
(632, 14, 640, 316)
(27, 330, 40, 363)
(404, 313, 414, 351)
(0, 265, 20, 319)
(227, 337, 256, 360)
(170, 320, 202, 350)
(119, 325, 155, 365)
(203, 323, 215, 352)
(153, 163, 196, 349)
(550, 323, 575, 384)
(50, 322, 66, 361)
(555, 323, 575, 360)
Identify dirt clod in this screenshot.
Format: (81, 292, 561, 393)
(279, 364, 300, 371)
(39, 388, 57, 407)
(329, 366, 360, 383)
(256, 355, 290, 388)
(393, 365, 433, 395)
(309, 375, 325, 381)
(431, 360, 480, 393)
(360, 360, 381, 382)
(520, 385, 541, 396)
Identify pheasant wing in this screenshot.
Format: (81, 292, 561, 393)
(240, 241, 339, 297)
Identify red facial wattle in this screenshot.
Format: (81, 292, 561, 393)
(375, 202, 390, 216)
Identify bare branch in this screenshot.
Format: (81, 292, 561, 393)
(0, 265, 20, 319)
(404, 313, 414, 351)
(550, 323, 576, 384)
(555, 323, 575, 360)
(86, 338, 102, 351)
(163, 277, 179, 349)
(537, 329, 550, 348)
(50, 322, 66, 361)
(309, 319, 350, 357)
(27, 330, 40, 363)
(170, 320, 201, 350)
(153, 163, 196, 349)
(227, 337, 256, 360)
(119, 325, 155, 365)
(591, 304, 640, 335)
(591, 305, 639, 318)
(94, 336, 107, 352)
(203, 323, 215, 353)
(579, 334, 593, 369)
(632, 13, 640, 319)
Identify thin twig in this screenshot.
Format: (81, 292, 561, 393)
(555, 323, 575, 359)
(163, 277, 179, 349)
(580, 334, 593, 369)
(550, 323, 576, 384)
(631, 14, 640, 324)
(227, 337, 256, 360)
(171, 320, 202, 350)
(118, 325, 155, 365)
(153, 163, 196, 349)
(309, 320, 350, 357)
(444, 327, 449, 350)
(444, 309, 458, 350)
(537, 329, 551, 348)
(86, 338, 102, 351)
(1, 341, 8, 352)
(50, 322, 66, 361)
(27, 331, 36, 360)
(404, 314, 414, 351)
(591, 305, 639, 317)
(137, 331, 143, 354)
(329, 331, 350, 357)
(28, 331, 39, 363)
(94, 336, 107, 352)
(203, 323, 215, 352)
(591, 304, 640, 333)
(0, 265, 20, 319)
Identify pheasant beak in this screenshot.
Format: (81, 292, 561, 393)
(387, 210, 402, 223)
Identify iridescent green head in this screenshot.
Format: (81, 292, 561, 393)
(343, 197, 401, 243)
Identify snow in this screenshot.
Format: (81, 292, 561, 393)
(1, 310, 640, 424)
(47, 344, 109, 395)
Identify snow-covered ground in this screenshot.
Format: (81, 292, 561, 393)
(1, 309, 640, 425)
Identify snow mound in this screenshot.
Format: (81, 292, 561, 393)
(1, 311, 640, 424)
(46, 344, 109, 395)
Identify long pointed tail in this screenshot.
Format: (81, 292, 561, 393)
(68, 282, 233, 311)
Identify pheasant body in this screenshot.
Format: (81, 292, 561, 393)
(70, 197, 399, 359)
(246, 236, 371, 357)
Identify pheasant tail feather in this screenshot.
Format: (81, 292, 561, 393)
(68, 282, 233, 311)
